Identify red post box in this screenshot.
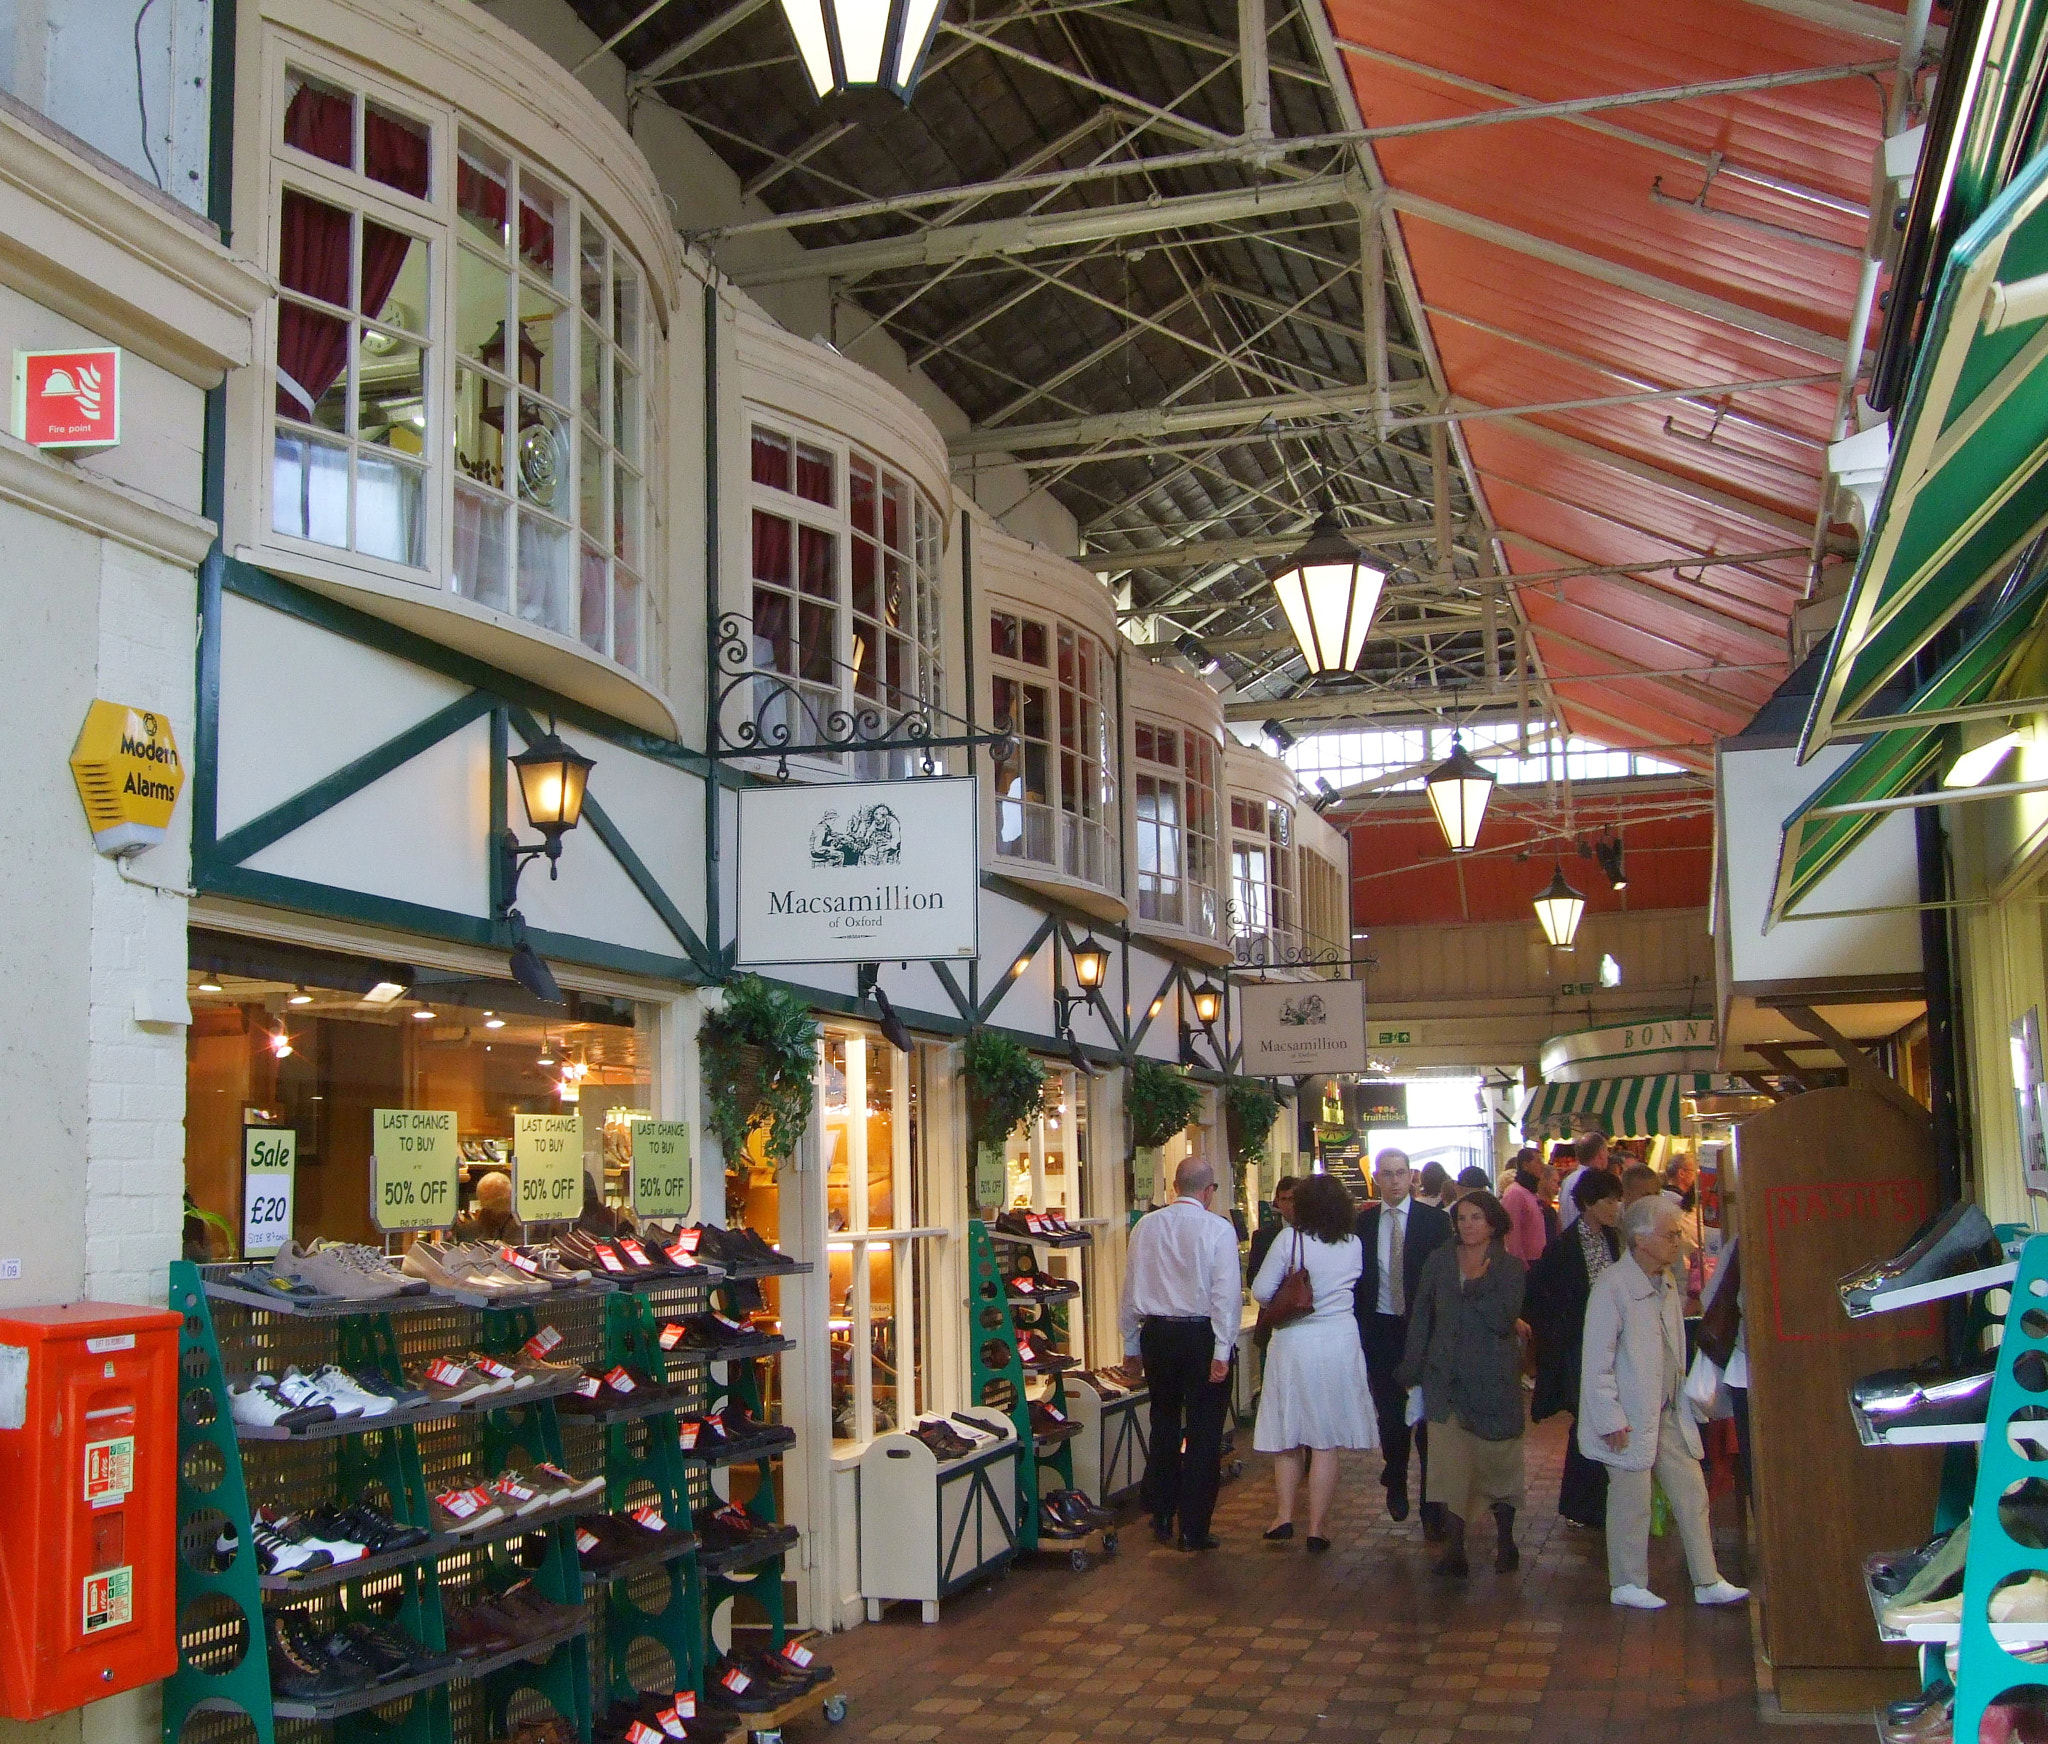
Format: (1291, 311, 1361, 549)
(0, 1303, 182, 1720)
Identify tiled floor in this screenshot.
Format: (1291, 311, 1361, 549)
(806, 1417, 1870, 1743)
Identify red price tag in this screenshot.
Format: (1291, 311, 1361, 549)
(499, 1246, 540, 1274)
(783, 1641, 814, 1668)
(618, 1237, 652, 1265)
(576, 1529, 600, 1555)
(426, 1358, 470, 1386)
(678, 1422, 700, 1449)
(658, 1323, 685, 1350)
(655, 1709, 687, 1738)
(664, 1243, 699, 1269)
(720, 1667, 751, 1694)
(604, 1366, 637, 1394)
(574, 1374, 603, 1399)
(595, 1245, 627, 1273)
(671, 1228, 702, 1254)
(523, 1325, 563, 1359)
(673, 1692, 697, 1719)
(629, 1504, 667, 1532)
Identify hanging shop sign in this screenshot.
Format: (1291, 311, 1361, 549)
(1352, 1081, 1408, 1128)
(1539, 1016, 1717, 1083)
(15, 347, 120, 449)
(632, 1121, 693, 1220)
(1237, 977, 1369, 1077)
(70, 700, 183, 856)
(370, 1108, 458, 1231)
(513, 1112, 583, 1223)
(973, 1142, 1006, 1211)
(240, 1126, 296, 1259)
(735, 777, 979, 966)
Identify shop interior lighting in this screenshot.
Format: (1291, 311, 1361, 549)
(268, 1025, 294, 1058)
(1593, 836, 1627, 889)
(363, 981, 406, 1003)
(287, 986, 313, 1006)
(1268, 510, 1385, 678)
(777, 0, 948, 102)
(537, 1039, 556, 1065)
(1598, 953, 1622, 988)
(1424, 734, 1497, 853)
(412, 1008, 435, 1020)
(196, 978, 223, 993)
(1532, 863, 1587, 950)
(1944, 731, 2023, 788)
(484, 1013, 506, 1030)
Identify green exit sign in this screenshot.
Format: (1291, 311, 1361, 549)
(1375, 1029, 1411, 1046)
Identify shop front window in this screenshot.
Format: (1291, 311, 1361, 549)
(989, 609, 1117, 889)
(183, 931, 650, 1254)
(997, 1066, 1094, 1354)
(1135, 717, 1221, 940)
(748, 416, 944, 776)
(269, 60, 653, 671)
(819, 1028, 939, 1445)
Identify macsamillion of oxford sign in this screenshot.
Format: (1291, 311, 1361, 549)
(1237, 977, 1369, 1077)
(736, 776, 980, 966)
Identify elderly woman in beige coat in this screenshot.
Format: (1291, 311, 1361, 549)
(1579, 1195, 1749, 1611)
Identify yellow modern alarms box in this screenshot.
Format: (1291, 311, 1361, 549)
(69, 702, 183, 856)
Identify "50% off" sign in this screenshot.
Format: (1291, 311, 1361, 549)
(514, 1113, 584, 1223)
(371, 1109, 458, 1232)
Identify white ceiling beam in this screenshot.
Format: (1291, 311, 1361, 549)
(1735, 0, 1940, 45)
(1383, 191, 1850, 364)
(623, 0, 772, 83)
(729, 173, 1358, 288)
(1086, 522, 1478, 569)
(1497, 531, 1788, 652)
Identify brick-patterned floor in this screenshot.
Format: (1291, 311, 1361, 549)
(806, 1416, 1869, 1742)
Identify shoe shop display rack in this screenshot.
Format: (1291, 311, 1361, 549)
(854, 1409, 1020, 1621)
(163, 1248, 822, 1744)
(975, 1222, 1116, 1572)
(1064, 1374, 1146, 1508)
(1848, 1228, 2048, 1742)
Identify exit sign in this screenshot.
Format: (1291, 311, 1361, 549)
(1374, 1028, 1412, 1046)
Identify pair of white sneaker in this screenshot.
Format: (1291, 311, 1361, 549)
(230, 1365, 394, 1428)
(1612, 1579, 1749, 1610)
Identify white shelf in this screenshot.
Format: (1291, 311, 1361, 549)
(1843, 1260, 2019, 1319)
(1864, 1558, 2048, 1646)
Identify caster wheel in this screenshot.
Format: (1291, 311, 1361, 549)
(823, 1697, 848, 1724)
(1228, 1461, 1244, 1480)
(1069, 1548, 1089, 1572)
(1102, 1530, 1119, 1556)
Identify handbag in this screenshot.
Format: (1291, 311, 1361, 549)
(1257, 1231, 1314, 1334)
(1696, 1246, 1742, 1369)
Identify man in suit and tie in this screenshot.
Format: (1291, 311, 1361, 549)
(1355, 1148, 1454, 1533)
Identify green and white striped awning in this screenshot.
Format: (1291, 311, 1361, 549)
(1522, 1074, 1711, 1140)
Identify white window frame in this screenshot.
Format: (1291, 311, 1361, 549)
(745, 407, 946, 777)
(1133, 715, 1222, 941)
(987, 606, 1119, 890)
(253, 38, 660, 674)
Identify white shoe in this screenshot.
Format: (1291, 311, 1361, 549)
(1694, 1580, 1749, 1606)
(310, 1365, 395, 1417)
(1611, 1584, 1667, 1610)
(278, 1366, 361, 1418)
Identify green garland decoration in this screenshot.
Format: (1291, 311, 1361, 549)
(964, 1030, 1047, 1149)
(1128, 1059, 1204, 1151)
(1224, 1077, 1285, 1169)
(698, 974, 822, 1167)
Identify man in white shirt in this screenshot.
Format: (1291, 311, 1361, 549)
(1558, 1130, 1612, 1232)
(1119, 1154, 1242, 1551)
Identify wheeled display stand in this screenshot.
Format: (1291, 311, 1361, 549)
(165, 1237, 832, 1744)
(1064, 1372, 1147, 1507)
(856, 1408, 1019, 1620)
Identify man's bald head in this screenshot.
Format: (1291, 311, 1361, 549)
(1174, 1155, 1217, 1198)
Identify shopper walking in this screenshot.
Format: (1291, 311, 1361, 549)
(1354, 1150, 1452, 1530)
(1580, 1195, 1749, 1610)
(1557, 1130, 1612, 1231)
(1247, 1176, 1300, 1282)
(1251, 1174, 1377, 1552)
(1398, 1190, 1528, 1577)
(1118, 1155, 1242, 1552)
(1416, 1162, 1452, 1211)
(1500, 1148, 1549, 1264)
(1527, 1169, 1624, 1527)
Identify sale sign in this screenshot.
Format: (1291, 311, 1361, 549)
(242, 1126, 296, 1258)
(15, 348, 120, 450)
(513, 1112, 584, 1223)
(371, 1108, 459, 1232)
(632, 1122, 692, 1221)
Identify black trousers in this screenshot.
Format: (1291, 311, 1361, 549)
(1360, 1311, 1428, 1498)
(1139, 1318, 1228, 1542)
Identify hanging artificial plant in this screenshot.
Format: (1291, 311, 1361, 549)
(964, 1030, 1047, 1148)
(1224, 1077, 1285, 1169)
(698, 974, 822, 1167)
(1128, 1060, 1204, 1151)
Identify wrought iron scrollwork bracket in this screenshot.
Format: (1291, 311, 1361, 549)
(708, 613, 1014, 779)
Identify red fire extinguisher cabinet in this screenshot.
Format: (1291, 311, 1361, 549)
(0, 1302, 182, 1719)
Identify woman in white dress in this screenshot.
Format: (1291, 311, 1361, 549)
(1250, 1172, 1379, 1551)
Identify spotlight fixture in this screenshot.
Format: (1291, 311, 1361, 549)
(413, 1008, 435, 1021)
(1312, 776, 1338, 813)
(1423, 734, 1497, 854)
(1532, 863, 1587, 950)
(1267, 509, 1385, 676)
(287, 986, 313, 1006)
(196, 978, 223, 994)
(268, 1025, 294, 1058)
(1173, 633, 1222, 676)
(484, 1016, 506, 1031)
(1593, 836, 1627, 890)
(1261, 719, 1296, 753)
(777, 0, 948, 101)
(508, 913, 565, 1005)
(537, 1039, 557, 1065)
(364, 981, 406, 1004)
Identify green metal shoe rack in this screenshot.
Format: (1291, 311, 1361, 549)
(163, 1253, 808, 1744)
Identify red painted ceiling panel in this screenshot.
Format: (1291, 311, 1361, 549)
(1319, 0, 1887, 757)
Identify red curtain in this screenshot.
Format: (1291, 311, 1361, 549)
(276, 84, 429, 423)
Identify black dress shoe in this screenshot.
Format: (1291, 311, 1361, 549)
(1420, 1502, 1448, 1543)
(1839, 1202, 1998, 1317)
(1263, 1523, 1294, 1542)
(1151, 1518, 1175, 1545)
(1855, 1350, 1999, 1430)
(1386, 1488, 1411, 1522)
(1177, 1533, 1220, 1552)
(1306, 1535, 1332, 1554)
(1870, 1528, 1954, 1596)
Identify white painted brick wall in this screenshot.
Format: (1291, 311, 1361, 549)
(82, 542, 196, 1309)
